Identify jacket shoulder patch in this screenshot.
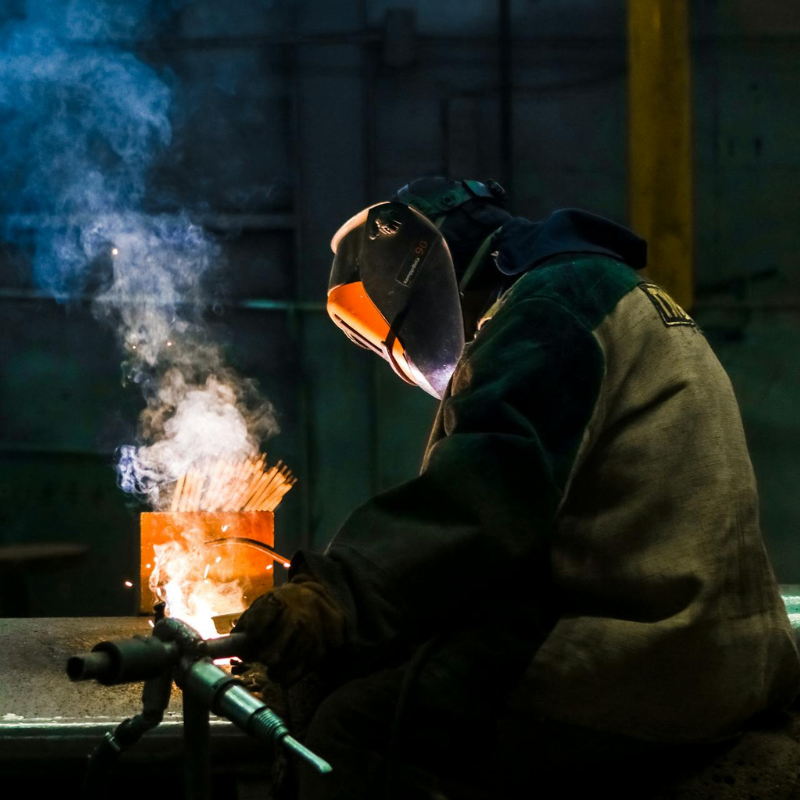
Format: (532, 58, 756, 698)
(638, 283, 695, 327)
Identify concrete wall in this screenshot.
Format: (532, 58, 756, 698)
(1, 0, 799, 615)
(693, 0, 800, 580)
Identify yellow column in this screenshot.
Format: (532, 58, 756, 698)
(628, 0, 693, 310)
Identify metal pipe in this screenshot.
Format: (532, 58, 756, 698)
(66, 651, 113, 682)
(1, 212, 295, 232)
(627, 0, 693, 310)
(360, 0, 380, 498)
(0, 287, 325, 312)
(288, 0, 313, 555)
(42, 32, 800, 50)
(68, 638, 179, 685)
(498, 0, 513, 198)
(199, 633, 250, 660)
(183, 689, 211, 800)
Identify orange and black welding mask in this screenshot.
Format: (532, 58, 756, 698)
(328, 202, 465, 399)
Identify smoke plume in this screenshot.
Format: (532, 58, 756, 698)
(1, 1, 279, 508)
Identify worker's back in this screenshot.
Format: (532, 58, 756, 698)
(499, 255, 800, 743)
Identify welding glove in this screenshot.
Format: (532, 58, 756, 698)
(234, 574, 345, 687)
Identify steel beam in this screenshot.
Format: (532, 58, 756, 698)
(628, 0, 694, 310)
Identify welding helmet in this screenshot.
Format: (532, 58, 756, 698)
(328, 201, 464, 399)
(328, 179, 509, 398)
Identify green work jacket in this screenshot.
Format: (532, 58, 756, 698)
(296, 254, 800, 743)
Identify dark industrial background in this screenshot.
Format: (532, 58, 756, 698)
(1, 0, 798, 617)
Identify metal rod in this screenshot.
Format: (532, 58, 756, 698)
(283, 734, 333, 774)
(183, 680, 212, 800)
(204, 537, 292, 568)
(499, 0, 513, 198)
(288, 0, 313, 555)
(52, 32, 796, 50)
(360, 0, 380, 499)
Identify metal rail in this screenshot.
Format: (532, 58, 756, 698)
(1, 212, 295, 232)
(0, 287, 325, 312)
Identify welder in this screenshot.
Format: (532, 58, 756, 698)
(235, 178, 800, 798)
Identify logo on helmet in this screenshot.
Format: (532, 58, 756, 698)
(369, 209, 402, 240)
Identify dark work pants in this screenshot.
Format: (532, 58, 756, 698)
(297, 665, 476, 800)
(293, 663, 719, 800)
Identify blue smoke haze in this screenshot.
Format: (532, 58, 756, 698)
(0, 1, 180, 292)
(0, 0, 279, 505)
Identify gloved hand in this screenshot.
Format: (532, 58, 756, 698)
(233, 574, 345, 686)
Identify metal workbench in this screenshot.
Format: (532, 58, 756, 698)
(0, 617, 274, 798)
(1, 591, 799, 794)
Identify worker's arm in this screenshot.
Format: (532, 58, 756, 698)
(293, 288, 607, 672)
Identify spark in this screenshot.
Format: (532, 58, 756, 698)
(203, 564, 210, 579)
(266, 564, 273, 570)
(124, 580, 133, 588)
(148, 620, 155, 628)
(146, 563, 152, 569)
(111, 247, 119, 256)
(221, 524, 230, 532)
(215, 556, 222, 563)
(166, 341, 173, 347)
(283, 563, 290, 569)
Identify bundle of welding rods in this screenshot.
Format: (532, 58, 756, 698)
(169, 455, 296, 513)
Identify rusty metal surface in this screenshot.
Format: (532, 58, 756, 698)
(0, 617, 265, 764)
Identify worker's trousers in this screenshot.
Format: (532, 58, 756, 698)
(293, 661, 715, 800)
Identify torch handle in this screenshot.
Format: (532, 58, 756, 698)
(181, 659, 332, 774)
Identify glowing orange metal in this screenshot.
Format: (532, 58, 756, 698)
(139, 511, 276, 615)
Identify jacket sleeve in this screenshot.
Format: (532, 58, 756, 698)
(292, 294, 605, 670)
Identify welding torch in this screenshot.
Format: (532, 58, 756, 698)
(67, 615, 331, 794)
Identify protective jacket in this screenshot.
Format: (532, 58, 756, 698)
(294, 218, 800, 744)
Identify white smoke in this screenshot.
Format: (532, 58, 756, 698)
(0, 3, 281, 508)
(88, 212, 280, 508)
(120, 369, 279, 508)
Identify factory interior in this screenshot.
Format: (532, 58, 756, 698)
(2, 0, 800, 798)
